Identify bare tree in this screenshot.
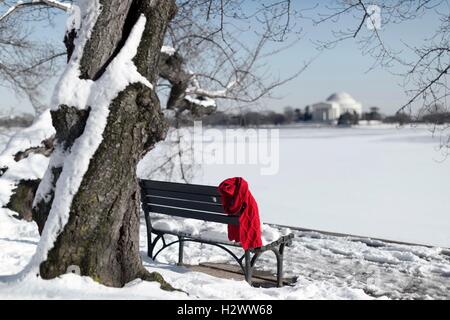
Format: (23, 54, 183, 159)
(162, 0, 303, 109)
(312, 0, 449, 150)
(152, 0, 308, 182)
(0, 0, 304, 115)
(0, 1, 72, 113)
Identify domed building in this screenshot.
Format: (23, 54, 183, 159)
(310, 92, 363, 122)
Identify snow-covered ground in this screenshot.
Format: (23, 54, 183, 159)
(1, 208, 449, 299)
(1, 124, 450, 299)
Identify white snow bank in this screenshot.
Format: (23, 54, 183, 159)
(0, 209, 39, 240)
(0, 110, 55, 206)
(0, 154, 49, 206)
(0, 216, 182, 299)
(65, 4, 81, 33)
(161, 45, 176, 56)
(0, 110, 54, 168)
(0, 273, 187, 300)
(0, 210, 40, 277)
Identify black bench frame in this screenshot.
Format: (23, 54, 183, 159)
(139, 179, 294, 287)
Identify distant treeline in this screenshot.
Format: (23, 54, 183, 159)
(0, 114, 34, 128)
(196, 106, 450, 127)
(384, 111, 450, 125)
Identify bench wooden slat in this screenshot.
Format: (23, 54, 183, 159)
(146, 195, 225, 214)
(143, 188, 222, 204)
(141, 180, 220, 196)
(149, 204, 240, 225)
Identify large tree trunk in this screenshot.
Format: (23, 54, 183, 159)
(32, 0, 177, 288)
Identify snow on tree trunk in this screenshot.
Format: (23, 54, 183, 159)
(28, 0, 177, 288)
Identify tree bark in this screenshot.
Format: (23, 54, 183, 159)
(3, 137, 54, 222)
(33, 0, 177, 288)
(7, 179, 40, 222)
(158, 51, 217, 117)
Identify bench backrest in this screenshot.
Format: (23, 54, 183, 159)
(139, 180, 240, 225)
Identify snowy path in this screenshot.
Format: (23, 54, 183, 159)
(1, 211, 448, 300)
(143, 217, 450, 300)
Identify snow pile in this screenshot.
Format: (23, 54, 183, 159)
(0, 211, 187, 299)
(0, 273, 187, 300)
(0, 154, 48, 204)
(185, 95, 217, 108)
(0, 209, 39, 241)
(65, 4, 81, 32)
(0, 210, 40, 279)
(0, 110, 54, 162)
(0, 110, 55, 206)
(161, 45, 176, 56)
(20, 0, 152, 277)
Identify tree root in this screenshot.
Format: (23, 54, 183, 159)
(137, 267, 186, 294)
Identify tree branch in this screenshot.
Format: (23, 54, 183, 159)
(0, 0, 71, 22)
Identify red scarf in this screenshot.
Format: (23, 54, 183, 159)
(218, 177, 262, 250)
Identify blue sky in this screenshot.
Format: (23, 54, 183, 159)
(0, 1, 446, 116)
(260, 1, 446, 115)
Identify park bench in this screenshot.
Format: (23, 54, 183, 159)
(139, 179, 294, 287)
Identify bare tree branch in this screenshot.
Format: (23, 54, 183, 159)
(313, 0, 450, 148)
(0, 0, 71, 22)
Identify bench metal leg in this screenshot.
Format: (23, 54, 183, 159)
(146, 230, 289, 288)
(144, 213, 153, 258)
(275, 243, 286, 287)
(148, 234, 164, 260)
(147, 233, 152, 258)
(178, 237, 184, 266)
(244, 250, 253, 285)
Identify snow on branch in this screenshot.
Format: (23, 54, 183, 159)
(0, 0, 71, 22)
(186, 75, 237, 100)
